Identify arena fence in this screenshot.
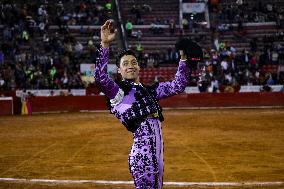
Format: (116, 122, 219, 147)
(1, 92, 282, 115)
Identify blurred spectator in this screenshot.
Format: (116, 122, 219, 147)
(250, 38, 258, 52)
(142, 4, 152, 12)
(146, 55, 154, 68)
(137, 30, 143, 41)
(224, 85, 235, 93)
(131, 30, 143, 40)
(218, 23, 231, 33)
(67, 88, 73, 96)
(20, 89, 32, 115)
(209, 77, 219, 92)
(0, 51, 4, 66)
(61, 73, 69, 88)
(220, 58, 229, 71)
(48, 90, 55, 96)
(168, 47, 178, 63)
(22, 30, 29, 42)
(125, 20, 133, 37)
(0, 75, 5, 90)
(130, 4, 143, 24)
(105, 1, 112, 11)
(271, 50, 279, 64)
(261, 84, 272, 92)
(236, 0, 243, 6)
(249, 54, 257, 71)
(135, 42, 144, 61)
(266, 73, 275, 85)
(209, 0, 220, 12)
(74, 41, 84, 58)
(150, 19, 164, 34)
(182, 18, 189, 30)
(49, 66, 57, 82)
(3, 27, 12, 41)
(169, 19, 176, 35)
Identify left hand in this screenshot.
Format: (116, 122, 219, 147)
(101, 19, 117, 48)
(179, 50, 187, 61)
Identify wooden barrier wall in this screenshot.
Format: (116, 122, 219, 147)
(20, 92, 284, 114)
(159, 92, 284, 108)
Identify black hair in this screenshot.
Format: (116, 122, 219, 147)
(116, 49, 138, 67)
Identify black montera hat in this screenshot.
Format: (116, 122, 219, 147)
(175, 38, 203, 62)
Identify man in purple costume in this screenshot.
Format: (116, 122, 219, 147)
(94, 20, 189, 189)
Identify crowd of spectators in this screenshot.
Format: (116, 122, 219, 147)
(217, 1, 284, 26)
(129, 3, 152, 25)
(203, 0, 284, 92)
(125, 0, 284, 93)
(126, 12, 284, 92)
(126, 43, 181, 69)
(0, 0, 114, 91)
(0, 0, 112, 27)
(1, 0, 284, 94)
(126, 35, 284, 92)
(192, 36, 284, 92)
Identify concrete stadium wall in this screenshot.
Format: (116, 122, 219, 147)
(11, 92, 284, 114)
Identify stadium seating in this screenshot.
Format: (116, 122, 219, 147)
(1, 0, 284, 92)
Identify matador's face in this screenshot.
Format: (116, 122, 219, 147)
(118, 55, 140, 83)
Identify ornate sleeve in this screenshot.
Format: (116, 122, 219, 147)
(94, 47, 122, 101)
(155, 60, 190, 100)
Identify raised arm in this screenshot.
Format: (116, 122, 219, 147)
(155, 50, 190, 100)
(94, 20, 119, 99)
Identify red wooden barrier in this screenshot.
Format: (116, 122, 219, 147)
(22, 92, 284, 114)
(28, 96, 107, 113)
(160, 92, 284, 108)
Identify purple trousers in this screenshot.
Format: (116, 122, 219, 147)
(128, 118, 164, 189)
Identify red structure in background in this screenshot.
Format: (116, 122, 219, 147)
(0, 97, 13, 115)
(28, 95, 108, 113)
(1, 92, 283, 115)
(1, 92, 284, 115)
(159, 92, 284, 108)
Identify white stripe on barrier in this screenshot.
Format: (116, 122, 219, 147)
(0, 178, 283, 187)
(0, 97, 13, 100)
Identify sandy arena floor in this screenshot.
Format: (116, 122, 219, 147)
(0, 109, 283, 189)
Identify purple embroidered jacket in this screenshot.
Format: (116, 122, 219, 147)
(94, 47, 189, 132)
